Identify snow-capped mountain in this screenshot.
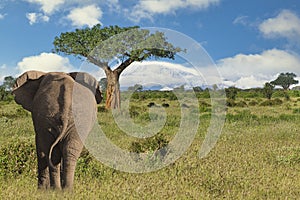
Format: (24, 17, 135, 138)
(119, 61, 208, 90)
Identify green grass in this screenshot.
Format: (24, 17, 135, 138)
(1, 98, 300, 199)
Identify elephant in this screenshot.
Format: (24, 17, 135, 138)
(12, 70, 102, 190)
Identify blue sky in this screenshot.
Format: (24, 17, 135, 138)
(1, 0, 300, 88)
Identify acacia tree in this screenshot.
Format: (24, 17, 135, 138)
(270, 72, 299, 90)
(53, 25, 181, 109)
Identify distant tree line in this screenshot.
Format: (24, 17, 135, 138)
(0, 76, 15, 102)
(0, 72, 299, 103)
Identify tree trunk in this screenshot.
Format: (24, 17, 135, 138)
(105, 69, 121, 109)
(86, 56, 133, 109)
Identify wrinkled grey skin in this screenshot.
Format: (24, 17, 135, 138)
(12, 71, 102, 190)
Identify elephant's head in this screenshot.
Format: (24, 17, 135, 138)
(12, 71, 102, 112)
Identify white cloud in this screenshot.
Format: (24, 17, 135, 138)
(0, 64, 6, 70)
(72, 50, 300, 90)
(217, 49, 300, 88)
(233, 15, 249, 26)
(0, 13, 6, 20)
(17, 53, 74, 74)
(0, 64, 19, 83)
(67, 5, 102, 27)
(25, 0, 65, 14)
(259, 10, 300, 41)
(118, 61, 209, 89)
(105, 0, 121, 12)
(129, 0, 220, 22)
(26, 12, 49, 25)
(234, 76, 268, 89)
(0, 64, 7, 82)
(23, 1, 119, 25)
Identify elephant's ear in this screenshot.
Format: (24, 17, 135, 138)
(69, 72, 103, 104)
(12, 71, 46, 112)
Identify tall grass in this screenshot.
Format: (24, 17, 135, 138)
(1, 99, 300, 199)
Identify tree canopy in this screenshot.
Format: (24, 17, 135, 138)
(2, 76, 15, 91)
(53, 24, 182, 109)
(271, 72, 299, 90)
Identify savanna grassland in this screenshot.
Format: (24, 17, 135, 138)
(1, 91, 300, 199)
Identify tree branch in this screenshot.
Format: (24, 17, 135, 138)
(87, 55, 109, 71)
(114, 58, 134, 74)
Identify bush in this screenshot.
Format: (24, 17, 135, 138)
(273, 98, 284, 105)
(129, 105, 148, 119)
(147, 102, 156, 107)
(76, 149, 104, 179)
(162, 103, 169, 108)
(226, 110, 258, 123)
(225, 87, 238, 100)
(279, 114, 299, 121)
(226, 99, 236, 107)
(0, 139, 36, 178)
(260, 100, 272, 106)
(0, 106, 30, 119)
(259, 98, 283, 106)
(293, 108, 300, 114)
(98, 106, 107, 113)
(273, 90, 286, 98)
(248, 100, 258, 106)
(130, 134, 168, 154)
(235, 101, 248, 107)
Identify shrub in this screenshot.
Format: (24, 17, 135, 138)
(259, 98, 283, 106)
(226, 110, 258, 123)
(248, 100, 258, 106)
(76, 149, 104, 179)
(162, 103, 169, 108)
(129, 105, 147, 118)
(98, 106, 107, 112)
(147, 102, 156, 107)
(0, 140, 36, 177)
(260, 100, 272, 106)
(199, 101, 211, 107)
(273, 98, 283, 105)
(138, 113, 151, 122)
(168, 93, 177, 101)
(226, 99, 236, 107)
(279, 114, 298, 121)
(284, 92, 290, 101)
(225, 87, 238, 100)
(293, 108, 300, 114)
(235, 101, 248, 107)
(130, 134, 168, 154)
(0, 107, 30, 119)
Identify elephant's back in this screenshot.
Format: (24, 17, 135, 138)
(32, 72, 74, 118)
